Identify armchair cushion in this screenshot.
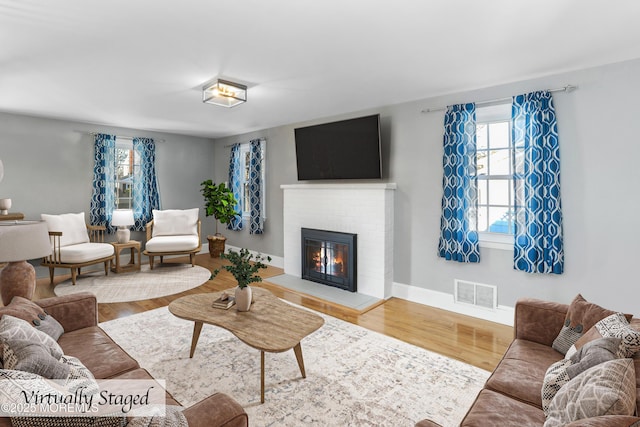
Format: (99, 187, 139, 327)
(145, 235, 200, 253)
(41, 212, 90, 247)
(151, 208, 199, 237)
(57, 242, 114, 264)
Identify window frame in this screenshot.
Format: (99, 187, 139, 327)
(475, 103, 513, 251)
(114, 138, 138, 210)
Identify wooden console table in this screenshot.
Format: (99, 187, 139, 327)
(0, 213, 24, 221)
(110, 240, 141, 273)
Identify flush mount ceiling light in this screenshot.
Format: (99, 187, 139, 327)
(202, 79, 247, 108)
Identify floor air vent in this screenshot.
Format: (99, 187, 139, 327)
(454, 279, 497, 310)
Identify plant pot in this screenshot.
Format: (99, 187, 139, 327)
(235, 286, 252, 312)
(207, 234, 226, 258)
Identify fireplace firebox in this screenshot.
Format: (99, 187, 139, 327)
(301, 228, 357, 292)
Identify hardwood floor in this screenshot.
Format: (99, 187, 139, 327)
(34, 253, 513, 371)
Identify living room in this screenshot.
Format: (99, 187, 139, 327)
(1, 1, 640, 426)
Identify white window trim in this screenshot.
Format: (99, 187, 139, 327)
(476, 103, 512, 251)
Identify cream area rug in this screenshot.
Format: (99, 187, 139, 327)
(100, 305, 489, 426)
(54, 264, 211, 303)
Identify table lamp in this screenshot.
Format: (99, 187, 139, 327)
(0, 221, 52, 305)
(112, 209, 134, 243)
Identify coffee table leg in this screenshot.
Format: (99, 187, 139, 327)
(260, 351, 265, 404)
(293, 343, 306, 378)
(190, 322, 203, 358)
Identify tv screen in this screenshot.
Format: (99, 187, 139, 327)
(294, 114, 382, 180)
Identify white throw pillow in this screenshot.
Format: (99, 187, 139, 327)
(40, 212, 90, 247)
(152, 208, 199, 237)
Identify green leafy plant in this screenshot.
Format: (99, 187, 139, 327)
(200, 180, 239, 234)
(212, 248, 272, 288)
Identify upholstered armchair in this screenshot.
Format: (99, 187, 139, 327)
(40, 212, 115, 285)
(143, 208, 202, 270)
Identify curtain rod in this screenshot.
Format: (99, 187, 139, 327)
(223, 137, 266, 148)
(79, 131, 166, 143)
(420, 85, 578, 114)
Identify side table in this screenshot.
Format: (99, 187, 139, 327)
(0, 213, 25, 221)
(111, 240, 141, 273)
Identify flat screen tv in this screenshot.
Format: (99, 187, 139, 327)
(294, 114, 382, 180)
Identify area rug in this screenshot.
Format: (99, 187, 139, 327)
(54, 264, 211, 303)
(100, 305, 489, 426)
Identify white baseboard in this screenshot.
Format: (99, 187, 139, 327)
(392, 282, 514, 326)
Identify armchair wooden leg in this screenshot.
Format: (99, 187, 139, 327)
(149, 256, 154, 270)
(104, 261, 109, 276)
(190, 253, 195, 267)
(48, 267, 55, 285)
(71, 268, 77, 286)
(160, 256, 164, 265)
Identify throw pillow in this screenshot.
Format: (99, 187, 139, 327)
(0, 315, 69, 379)
(41, 212, 90, 247)
(0, 296, 64, 340)
(542, 359, 573, 415)
(544, 358, 636, 427)
(551, 294, 630, 355)
(151, 208, 199, 237)
(565, 313, 640, 359)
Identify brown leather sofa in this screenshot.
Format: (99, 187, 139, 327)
(0, 292, 248, 427)
(416, 298, 640, 427)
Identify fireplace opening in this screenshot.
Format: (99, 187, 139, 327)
(301, 228, 357, 292)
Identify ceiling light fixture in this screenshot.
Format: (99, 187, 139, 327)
(202, 79, 247, 108)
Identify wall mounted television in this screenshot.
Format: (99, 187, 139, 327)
(294, 114, 382, 180)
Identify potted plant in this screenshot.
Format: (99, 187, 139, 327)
(200, 180, 239, 257)
(212, 248, 271, 311)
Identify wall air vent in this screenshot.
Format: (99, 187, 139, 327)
(454, 279, 497, 310)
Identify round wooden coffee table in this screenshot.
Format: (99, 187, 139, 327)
(169, 287, 324, 403)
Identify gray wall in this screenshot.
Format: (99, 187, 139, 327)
(213, 58, 640, 314)
(0, 112, 216, 243)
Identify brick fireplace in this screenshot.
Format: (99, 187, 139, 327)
(281, 183, 396, 299)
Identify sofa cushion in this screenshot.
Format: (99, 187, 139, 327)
(58, 242, 114, 264)
(552, 294, 628, 355)
(486, 338, 563, 408)
(152, 208, 199, 237)
(41, 212, 90, 247)
(460, 389, 547, 426)
(566, 313, 640, 359)
(57, 326, 138, 379)
(544, 358, 636, 427)
(0, 315, 68, 379)
(0, 296, 64, 340)
(145, 235, 200, 253)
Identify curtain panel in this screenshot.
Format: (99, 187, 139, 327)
(512, 91, 564, 274)
(248, 139, 264, 234)
(90, 133, 116, 232)
(437, 103, 480, 263)
(227, 143, 243, 231)
(132, 137, 161, 231)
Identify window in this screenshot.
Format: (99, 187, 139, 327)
(115, 139, 139, 210)
(238, 140, 266, 220)
(476, 104, 514, 249)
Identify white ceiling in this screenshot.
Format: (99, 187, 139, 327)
(2, 0, 640, 139)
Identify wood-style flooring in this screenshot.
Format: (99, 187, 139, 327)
(34, 253, 513, 372)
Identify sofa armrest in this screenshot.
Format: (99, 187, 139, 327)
(514, 298, 568, 346)
(36, 292, 98, 332)
(182, 393, 247, 427)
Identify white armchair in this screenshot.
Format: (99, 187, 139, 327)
(143, 208, 202, 270)
(40, 212, 115, 285)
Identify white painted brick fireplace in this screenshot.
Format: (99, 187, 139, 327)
(281, 183, 396, 299)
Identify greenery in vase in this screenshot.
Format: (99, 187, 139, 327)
(212, 248, 272, 288)
(200, 180, 239, 234)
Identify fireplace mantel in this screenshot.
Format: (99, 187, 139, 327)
(281, 182, 396, 299)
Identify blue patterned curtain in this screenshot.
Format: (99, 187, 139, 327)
(132, 137, 161, 231)
(90, 133, 116, 231)
(248, 139, 264, 234)
(512, 91, 563, 274)
(227, 143, 243, 231)
(437, 103, 480, 263)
